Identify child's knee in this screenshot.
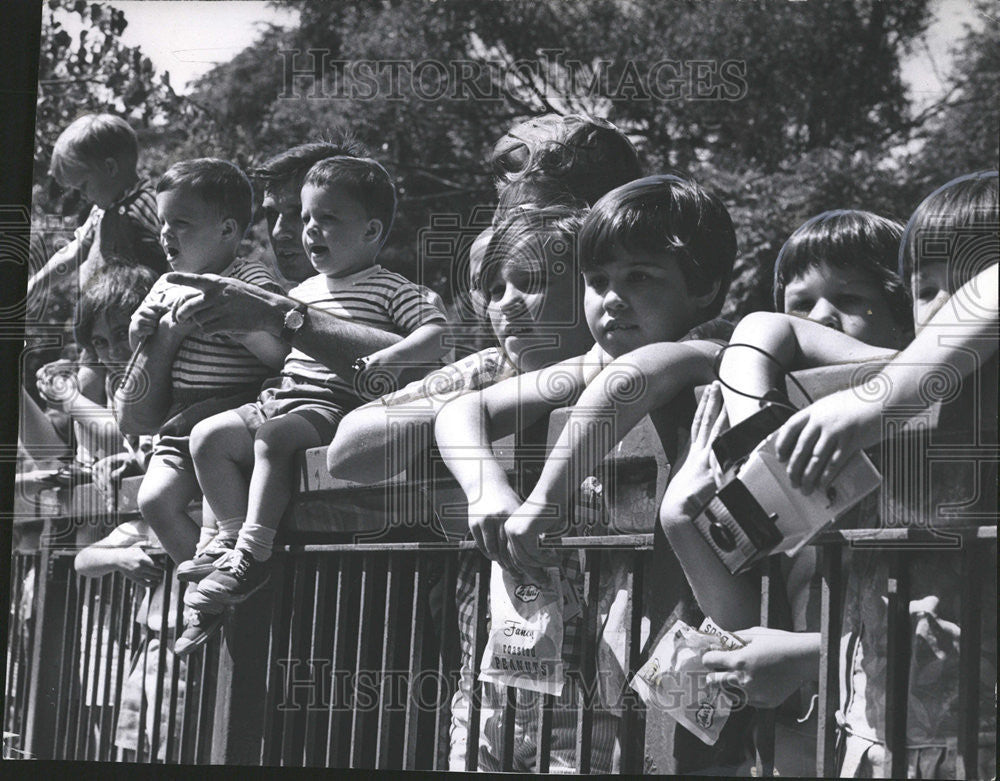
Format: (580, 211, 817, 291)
(137, 470, 191, 522)
(253, 417, 303, 460)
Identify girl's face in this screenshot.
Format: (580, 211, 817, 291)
(90, 311, 133, 367)
(485, 236, 593, 371)
(783, 261, 906, 349)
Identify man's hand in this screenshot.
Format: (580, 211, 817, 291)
(660, 382, 728, 529)
(129, 299, 170, 349)
(92, 452, 141, 510)
(167, 272, 286, 337)
(36, 359, 80, 408)
(774, 388, 879, 494)
(701, 626, 819, 709)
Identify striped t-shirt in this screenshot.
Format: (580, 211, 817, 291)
(282, 265, 447, 401)
(144, 256, 284, 398)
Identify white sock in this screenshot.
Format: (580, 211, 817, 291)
(234, 522, 276, 562)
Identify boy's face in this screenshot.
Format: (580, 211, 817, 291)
(911, 259, 952, 327)
(89, 311, 133, 367)
(300, 183, 380, 278)
(484, 241, 592, 372)
(783, 261, 904, 349)
(156, 189, 234, 273)
(262, 179, 313, 283)
(59, 159, 122, 209)
(582, 247, 702, 358)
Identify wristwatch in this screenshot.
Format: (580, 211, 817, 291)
(280, 302, 308, 344)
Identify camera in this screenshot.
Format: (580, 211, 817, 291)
(692, 403, 882, 574)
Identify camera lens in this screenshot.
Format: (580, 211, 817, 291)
(709, 521, 736, 551)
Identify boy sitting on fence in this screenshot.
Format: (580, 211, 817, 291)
(114, 159, 288, 570)
(435, 175, 746, 773)
(176, 156, 449, 652)
(712, 171, 998, 778)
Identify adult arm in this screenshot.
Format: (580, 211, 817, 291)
(168, 272, 403, 379)
(74, 522, 162, 586)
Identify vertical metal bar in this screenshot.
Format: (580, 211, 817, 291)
(55, 560, 81, 761)
(956, 543, 985, 780)
(376, 553, 405, 769)
(884, 550, 911, 779)
(325, 554, 357, 768)
(816, 543, 842, 777)
(72, 575, 95, 760)
(575, 549, 602, 774)
(619, 549, 645, 774)
(403, 554, 428, 770)
(302, 553, 331, 766)
(98, 572, 122, 760)
(85, 574, 108, 761)
(136, 585, 153, 762)
(754, 557, 778, 777)
(261, 551, 292, 766)
(465, 554, 490, 772)
(110, 577, 133, 763)
(432, 553, 458, 772)
(536, 692, 554, 773)
(149, 561, 173, 762)
(197, 635, 220, 764)
(500, 685, 517, 771)
(279, 553, 307, 765)
(165, 567, 186, 763)
(350, 553, 384, 768)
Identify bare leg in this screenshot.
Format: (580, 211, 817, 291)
(237, 414, 324, 561)
(136, 456, 201, 564)
(190, 410, 254, 539)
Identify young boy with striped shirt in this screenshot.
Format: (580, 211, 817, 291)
(115, 158, 288, 570)
(175, 156, 448, 653)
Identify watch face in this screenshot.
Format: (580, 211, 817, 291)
(285, 309, 305, 330)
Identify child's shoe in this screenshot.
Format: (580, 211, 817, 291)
(196, 549, 270, 605)
(177, 536, 237, 582)
(173, 607, 227, 657)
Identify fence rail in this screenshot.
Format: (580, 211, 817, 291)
(6, 519, 995, 774)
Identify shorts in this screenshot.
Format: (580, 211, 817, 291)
(234, 379, 350, 443)
(151, 435, 193, 473)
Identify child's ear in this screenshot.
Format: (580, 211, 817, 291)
(220, 217, 240, 242)
(691, 279, 722, 312)
(364, 218, 384, 245)
(102, 157, 119, 179)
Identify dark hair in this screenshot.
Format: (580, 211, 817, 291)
(156, 158, 254, 236)
(491, 114, 642, 208)
(579, 175, 737, 319)
(774, 210, 912, 330)
(75, 264, 159, 350)
(50, 114, 138, 181)
(478, 205, 586, 298)
(302, 156, 397, 246)
(253, 138, 369, 193)
(899, 171, 999, 290)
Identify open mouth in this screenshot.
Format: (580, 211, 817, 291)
(164, 245, 180, 262)
(500, 321, 535, 338)
(307, 244, 329, 258)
